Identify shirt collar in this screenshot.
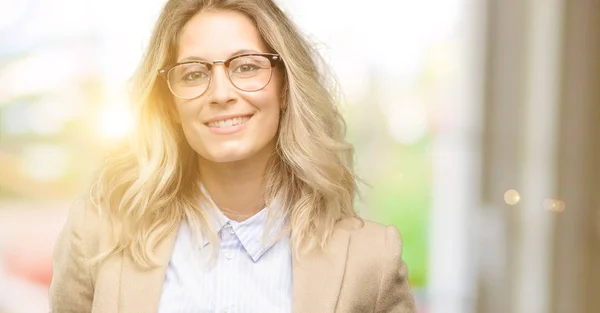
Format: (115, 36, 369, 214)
(199, 186, 287, 262)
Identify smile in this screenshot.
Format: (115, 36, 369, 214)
(206, 115, 252, 128)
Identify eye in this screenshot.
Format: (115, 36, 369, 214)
(233, 63, 260, 73)
(182, 70, 209, 82)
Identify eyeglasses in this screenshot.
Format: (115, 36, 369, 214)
(158, 53, 282, 100)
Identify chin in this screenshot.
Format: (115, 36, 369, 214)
(197, 144, 255, 163)
(195, 139, 276, 164)
(202, 152, 248, 163)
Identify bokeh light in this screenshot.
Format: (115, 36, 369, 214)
(543, 198, 566, 213)
(504, 189, 521, 205)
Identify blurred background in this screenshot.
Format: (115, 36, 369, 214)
(0, 0, 598, 312)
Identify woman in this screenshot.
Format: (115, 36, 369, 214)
(49, 0, 415, 312)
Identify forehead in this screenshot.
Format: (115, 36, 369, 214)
(177, 10, 268, 62)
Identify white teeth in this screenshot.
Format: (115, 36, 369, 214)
(208, 116, 250, 128)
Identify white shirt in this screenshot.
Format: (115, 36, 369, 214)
(157, 199, 293, 313)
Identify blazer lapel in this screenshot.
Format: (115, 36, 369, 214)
(118, 226, 179, 313)
(292, 227, 350, 313)
(112, 221, 351, 313)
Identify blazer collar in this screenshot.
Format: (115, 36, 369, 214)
(117, 222, 351, 313)
(118, 226, 179, 313)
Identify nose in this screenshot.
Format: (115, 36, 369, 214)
(206, 63, 236, 106)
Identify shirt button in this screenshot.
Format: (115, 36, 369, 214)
(224, 251, 233, 260)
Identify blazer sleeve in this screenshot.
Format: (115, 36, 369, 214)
(48, 198, 94, 313)
(374, 226, 416, 313)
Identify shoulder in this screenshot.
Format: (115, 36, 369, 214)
(66, 196, 103, 234)
(49, 196, 104, 312)
(56, 196, 106, 263)
(333, 216, 404, 273)
(333, 217, 415, 311)
(335, 216, 403, 252)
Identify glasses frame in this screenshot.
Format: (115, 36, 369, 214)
(158, 53, 283, 100)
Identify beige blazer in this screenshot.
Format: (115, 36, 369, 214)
(49, 198, 415, 313)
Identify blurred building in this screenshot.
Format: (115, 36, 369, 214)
(475, 1, 600, 313)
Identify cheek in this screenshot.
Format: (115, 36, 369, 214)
(249, 93, 280, 112)
(173, 100, 206, 149)
(247, 92, 282, 133)
(240, 92, 282, 145)
(253, 74, 285, 111)
(174, 98, 202, 123)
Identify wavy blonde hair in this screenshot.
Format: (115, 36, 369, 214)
(90, 0, 358, 268)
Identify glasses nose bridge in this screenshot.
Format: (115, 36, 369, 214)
(207, 59, 231, 79)
(209, 60, 227, 71)
(206, 60, 235, 97)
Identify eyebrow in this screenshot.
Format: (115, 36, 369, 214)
(178, 49, 263, 63)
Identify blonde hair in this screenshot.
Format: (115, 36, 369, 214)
(90, 0, 358, 268)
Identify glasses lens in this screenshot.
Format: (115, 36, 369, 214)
(229, 55, 273, 92)
(168, 63, 210, 99)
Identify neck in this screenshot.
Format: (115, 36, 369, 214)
(198, 145, 274, 222)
